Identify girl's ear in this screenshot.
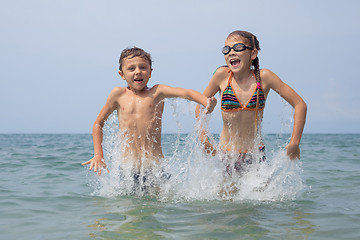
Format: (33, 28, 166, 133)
(251, 49, 258, 61)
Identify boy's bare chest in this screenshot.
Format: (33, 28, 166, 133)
(117, 95, 162, 115)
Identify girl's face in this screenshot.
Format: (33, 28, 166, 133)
(224, 36, 257, 73)
(119, 56, 152, 92)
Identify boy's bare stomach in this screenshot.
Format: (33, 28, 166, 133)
(119, 130, 164, 169)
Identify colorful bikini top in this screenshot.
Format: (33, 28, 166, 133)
(221, 71, 266, 112)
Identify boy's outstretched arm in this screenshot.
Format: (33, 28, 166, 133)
(155, 84, 217, 155)
(156, 85, 217, 113)
(82, 87, 122, 175)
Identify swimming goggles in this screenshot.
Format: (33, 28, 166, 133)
(222, 43, 253, 55)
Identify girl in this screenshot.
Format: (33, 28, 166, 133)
(196, 30, 307, 171)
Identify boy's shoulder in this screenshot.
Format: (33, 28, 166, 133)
(112, 86, 127, 92)
(148, 84, 168, 92)
(147, 84, 177, 98)
(109, 86, 127, 97)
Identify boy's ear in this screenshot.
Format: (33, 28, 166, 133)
(118, 71, 125, 80)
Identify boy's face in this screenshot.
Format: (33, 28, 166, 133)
(119, 56, 152, 92)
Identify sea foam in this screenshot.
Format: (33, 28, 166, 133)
(88, 99, 304, 202)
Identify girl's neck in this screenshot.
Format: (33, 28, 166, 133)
(232, 69, 253, 82)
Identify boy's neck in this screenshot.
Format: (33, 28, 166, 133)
(127, 86, 149, 94)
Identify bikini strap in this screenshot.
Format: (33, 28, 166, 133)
(227, 70, 233, 85)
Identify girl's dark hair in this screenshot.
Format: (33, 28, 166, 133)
(227, 31, 261, 84)
(227, 31, 262, 133)
(119, 47, 152, 71)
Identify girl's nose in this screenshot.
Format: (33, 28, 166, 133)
(228, 49, 236, 55)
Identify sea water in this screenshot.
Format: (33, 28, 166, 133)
(1, 128, 360, 238)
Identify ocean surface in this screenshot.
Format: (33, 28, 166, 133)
(1, 133, 359, 239)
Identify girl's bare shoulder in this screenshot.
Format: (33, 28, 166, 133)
(212, 66, 230, 85)
(260, 68, 277, 79)
(214, 66, 230, 77)
(260, 68, 281, 85)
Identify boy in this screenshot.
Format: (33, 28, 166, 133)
(82, 47, 216, 176)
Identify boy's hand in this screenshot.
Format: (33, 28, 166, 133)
(203, 97, 217, 114)
(285, 143, 300, 160)
(82, 155, 108, 176)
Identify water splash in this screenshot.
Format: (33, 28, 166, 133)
(86, 100, 304, 202)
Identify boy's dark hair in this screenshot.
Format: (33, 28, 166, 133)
(119, 47, 152, 71)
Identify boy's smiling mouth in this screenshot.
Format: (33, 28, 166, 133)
(134, 78, 144, 82)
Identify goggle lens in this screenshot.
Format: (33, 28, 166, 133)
(222, 43, 253, 55)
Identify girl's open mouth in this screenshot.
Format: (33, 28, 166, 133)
(230, 59, 241, 67)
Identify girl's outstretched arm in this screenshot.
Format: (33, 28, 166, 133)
(194, 67, 226, 155)
(262, 69, 307, 160)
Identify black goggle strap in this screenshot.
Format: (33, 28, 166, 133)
(222, 43, 253, 55)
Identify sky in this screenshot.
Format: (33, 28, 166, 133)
(1, 0, 360, 134)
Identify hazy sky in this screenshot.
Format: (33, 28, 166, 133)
(1, 0, 359, 134)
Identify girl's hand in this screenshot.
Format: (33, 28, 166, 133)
(204, 97, 217, 114)
(285, 143, 300, 160)
(82, 155, 108, 176)
(204, 140, 217, 156)
(199, 132, 217, 156)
